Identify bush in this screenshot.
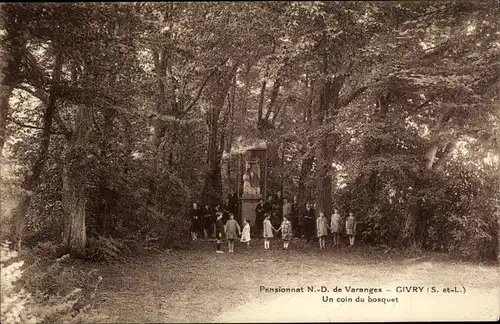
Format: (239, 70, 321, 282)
(447, 211, 498, 261)
(157, 213, 191, 249)
(1, 241, 102, 324)
(86, 235, 128, 262)
(30, 241, 66, 259)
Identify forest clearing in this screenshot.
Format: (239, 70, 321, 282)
(79, 242, 498, 322)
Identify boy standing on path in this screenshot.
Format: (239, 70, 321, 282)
(225, 213, 241, 253)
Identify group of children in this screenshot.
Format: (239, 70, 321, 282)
(213, 208, 357, 253)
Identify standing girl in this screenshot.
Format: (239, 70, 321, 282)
(330, 209, 341, 247)
(262, 213, 276, 250)
(240, 219, 251, 246)
(316, 211, 329, 249)
(225, 213, 241, 253)
(275, 215, 293, 249)
(345, 212, 356, 247)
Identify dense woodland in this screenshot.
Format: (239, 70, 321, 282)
(1, 2, 499, 261)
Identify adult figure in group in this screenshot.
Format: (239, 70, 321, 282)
(264, 195, 278, 229)
(264, 195, 273, 214)
(274, 191, 284, 223)
(227, 191, 238, 214)
(202, 204, 213, 239)
(270, 193, 281, 231)
(190, 202, 202, 241)
(290, 196, 300, 237)
(303, 202, 316, 243)
(230, 191, 238, 213)
(222, 198, 231, 223)
(274, 191, 284, 207)
(213, 205, 223, 238)
(282, 198, 292, 219)
(255, 199, 266, 236)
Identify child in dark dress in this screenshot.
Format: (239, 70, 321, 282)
(275, 215, 293, 250)
(215, 213, 225, 253)
(345, 212, 356, 247)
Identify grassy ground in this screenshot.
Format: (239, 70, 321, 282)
(79, 238, 499, 323)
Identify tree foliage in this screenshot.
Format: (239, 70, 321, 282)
(0, 2, 498, 261)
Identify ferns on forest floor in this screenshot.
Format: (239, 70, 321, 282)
(1, 241, 102, 324)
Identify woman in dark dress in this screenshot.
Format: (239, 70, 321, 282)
(304, 202, 316, 243)
(255, 199, 265, 236)
(190, 202, 202, 241)
(222, 198, 231, 224)
(202, 204, 213, 239)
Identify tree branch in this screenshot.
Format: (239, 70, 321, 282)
(53, 110, 73, 140)
(15, 85, 48, 103)
(433, 140, 458, 171)
(264, 79, 281, 122)
(337, 85, 368, 109)
(183, 68, 218, 116)
(7, 117, 69, 136)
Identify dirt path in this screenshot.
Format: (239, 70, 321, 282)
(81, 241, 499, 323)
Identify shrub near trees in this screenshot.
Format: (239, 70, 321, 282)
(0, 2, 498, 262)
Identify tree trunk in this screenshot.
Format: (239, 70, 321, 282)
(315, 135, 332, 217)
(62, 103, 91, 257)
(8, 51, 62, 249)
(297, 155, 313, 213)
(225, 75, 236, 191)
(151, 48, 167, 198)
(367, 92, 390, 205)
(257, 79, 267, 123)
(297, 80, 315, 213)
(401, 184, 427, 248)
(401, 107, 456, 247)
(0, 6, 25, 155)
(202, 108, 222, 205)
(0, 87, 13, 156)
(313, 76, 337, 218)
(264, 79, 280, 122)
(201, 67, 235, 205)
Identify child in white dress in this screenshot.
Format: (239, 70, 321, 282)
(263, 214, 276, 250)
(240, 219, 251, 246)
(316, 211, 329, 249)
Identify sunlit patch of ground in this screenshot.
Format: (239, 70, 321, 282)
(81, 239, 499, 323)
